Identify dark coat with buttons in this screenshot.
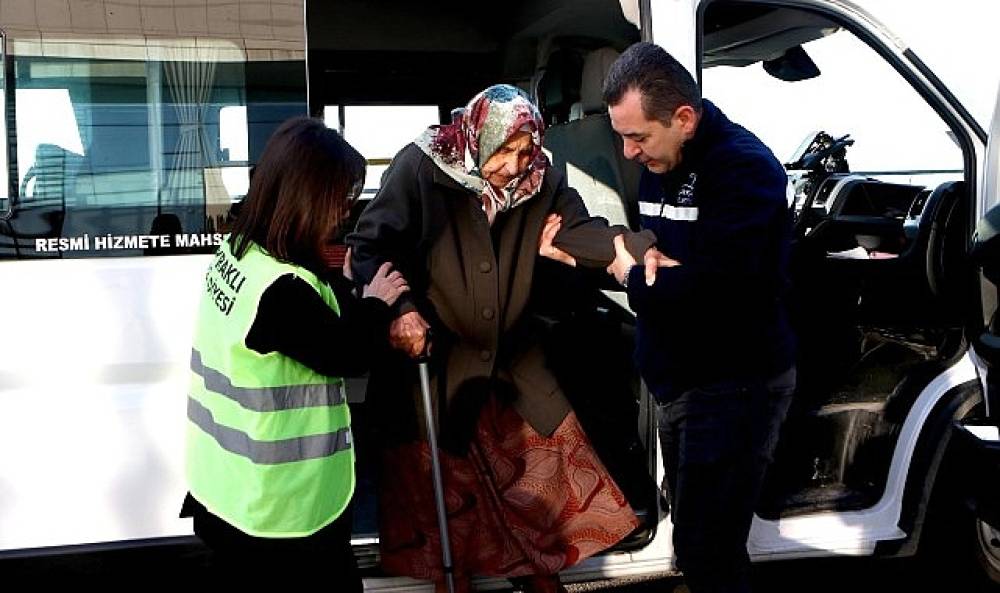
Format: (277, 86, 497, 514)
(348, 143, 653, 441)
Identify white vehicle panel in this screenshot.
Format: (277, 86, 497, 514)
(0, 255, 208, 549)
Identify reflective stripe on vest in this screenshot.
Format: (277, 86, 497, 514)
(190, 349, 345, 412)
(187, 397, 352, 464)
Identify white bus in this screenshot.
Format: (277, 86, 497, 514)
(3, 1, 1000, 589)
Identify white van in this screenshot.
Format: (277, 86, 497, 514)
(2, 0, 1000, 589)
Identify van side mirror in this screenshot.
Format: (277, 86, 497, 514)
(763, 46, 821, 82)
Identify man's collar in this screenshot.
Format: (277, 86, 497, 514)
(680, 99, 718, 162)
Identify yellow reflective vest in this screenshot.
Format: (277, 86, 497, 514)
(186, 238, 354, 537)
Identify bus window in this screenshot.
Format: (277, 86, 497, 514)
(217, 105, 251, 203)
(0, 41, 306, 260)
(0, 29, 8, 214)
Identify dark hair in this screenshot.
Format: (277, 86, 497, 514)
(229, 117, 365, 271)
(602, 42, 702, 124)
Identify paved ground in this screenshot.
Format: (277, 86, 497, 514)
(4, 535, 996, 591)
(565, 556, 994, 593)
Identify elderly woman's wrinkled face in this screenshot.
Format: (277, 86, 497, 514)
(482, 131, 534, 189)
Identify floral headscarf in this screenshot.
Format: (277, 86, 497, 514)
(415, 84, 548, 224)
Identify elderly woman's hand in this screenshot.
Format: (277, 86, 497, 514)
(363, 261, 409, 306)
(538, 213, 577, 266)
(389, 311, 430, 358)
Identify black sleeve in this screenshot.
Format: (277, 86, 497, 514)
(346, 144, 427, 318)
(548, 171, 657, 267)
(245, 274, 393, 377)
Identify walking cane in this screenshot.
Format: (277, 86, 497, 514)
(416, 335, 456, 593)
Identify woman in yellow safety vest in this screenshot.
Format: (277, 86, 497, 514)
(181, 116, 407, 588)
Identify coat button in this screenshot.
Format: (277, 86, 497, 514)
(482, 307, 495, 320)
(479, 349, 492, 362)
(479, 261, 492, 273)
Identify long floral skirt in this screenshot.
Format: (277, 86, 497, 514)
(378, 394, 639, 583)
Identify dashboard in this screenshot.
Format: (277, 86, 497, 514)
(792, 173, 932, 257)
(787, 132, 960, 261)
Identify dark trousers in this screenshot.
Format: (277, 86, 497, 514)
(188, 495, 361, 590)
(656, 367, 795, 593)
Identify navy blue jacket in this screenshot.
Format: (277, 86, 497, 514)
(626, 99, 795, 402)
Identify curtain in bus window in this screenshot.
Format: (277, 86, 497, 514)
(162, 52, 225, 231)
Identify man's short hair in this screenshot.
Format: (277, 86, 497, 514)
(603, 42, 702, 124)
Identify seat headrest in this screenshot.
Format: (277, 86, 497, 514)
(580, 47, 621, 116)
(537, 50, 583, 124)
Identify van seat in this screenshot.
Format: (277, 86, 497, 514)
(543, 47, 640, 229)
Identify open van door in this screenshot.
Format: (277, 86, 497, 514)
(953, 85, 1000, 581)
(969, 88, 1000, 423)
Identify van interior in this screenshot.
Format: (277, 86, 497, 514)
(306, 0, 972, 568)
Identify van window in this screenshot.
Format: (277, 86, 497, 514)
(701, 15, 963, 187)
(327, 105, 440, 195)
(0, 43, 306, 260)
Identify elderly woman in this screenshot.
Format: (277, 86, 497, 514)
(348, 85, 654, 593)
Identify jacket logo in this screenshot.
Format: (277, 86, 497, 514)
(676, 173, 697, 206)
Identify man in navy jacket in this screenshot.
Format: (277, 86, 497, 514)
(604, 42, 796, 593)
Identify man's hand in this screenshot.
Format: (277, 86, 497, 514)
(642, 247, 681, 286)
(538, 213, 577, 267)
(389, 311, 430, 358)
(607, 235, 682, 287)
(607, 234, 637, 285)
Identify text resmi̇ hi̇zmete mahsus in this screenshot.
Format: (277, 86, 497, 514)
(34, 233, 225, 252)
